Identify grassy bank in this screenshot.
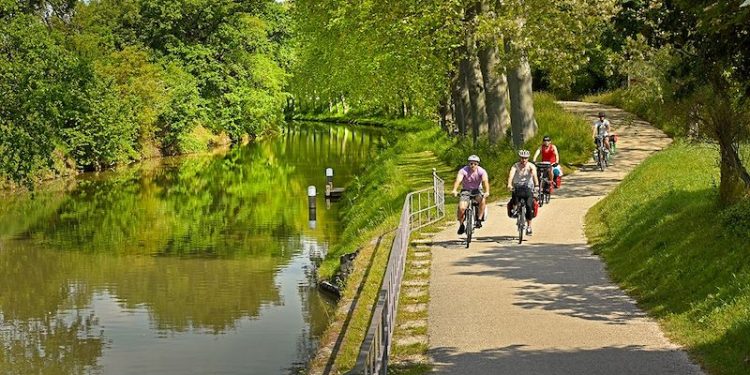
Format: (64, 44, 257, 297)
(585, 142, 750, 375)
(317, 119, 452, 278)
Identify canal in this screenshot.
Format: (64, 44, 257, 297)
(0, 122, 387, 375)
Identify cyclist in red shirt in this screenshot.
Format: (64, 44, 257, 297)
(532, 135, 562, 188)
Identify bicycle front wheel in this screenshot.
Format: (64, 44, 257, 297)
(465, 207, 474, 248)
(538, 188, 544, 207)
(517, 205, 525, 244)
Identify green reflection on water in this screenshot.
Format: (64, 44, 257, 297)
(0, 123, 386, 375)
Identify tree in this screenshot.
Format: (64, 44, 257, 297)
(673, 0, 750, 202)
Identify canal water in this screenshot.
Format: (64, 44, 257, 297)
(0, 123, 387, 375)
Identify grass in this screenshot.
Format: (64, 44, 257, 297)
(585, 141, 750, 375)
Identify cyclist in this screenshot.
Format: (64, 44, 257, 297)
(507, 150, 539, 236)
(451, 155, 490, 235)
(532, 135, 562, 188)
(593, 111, 612, 153)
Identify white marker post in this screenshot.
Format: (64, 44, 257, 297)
(308, 185, 317, 229)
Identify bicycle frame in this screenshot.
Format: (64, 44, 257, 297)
(460, 191, 481, 248)
(512, 185, 530, 244)
(595, 136, 608, 171)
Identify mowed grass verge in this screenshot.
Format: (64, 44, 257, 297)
(585, 141, 750, 375)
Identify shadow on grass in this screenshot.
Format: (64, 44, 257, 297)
(694, 319, 750, 375)
(589, 188, 731, 316)
(429, 345, 702, 375)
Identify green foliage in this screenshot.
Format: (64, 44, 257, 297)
(0, 13, 86, 185)
(1, 0, 291, 188)
(289, 0, 459, 117)
(586, 142, 750, 375)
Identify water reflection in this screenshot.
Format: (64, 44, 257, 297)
(0, 122, 387, 374)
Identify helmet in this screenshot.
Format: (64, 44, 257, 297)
(467, 155, 480, 163)
(518, 149, 530, 158)
(542, 135, 551, 141)
(598, 112, 606, 117)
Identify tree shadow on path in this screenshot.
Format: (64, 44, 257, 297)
(453, 243, 648, 324)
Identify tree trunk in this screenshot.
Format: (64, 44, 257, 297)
(462, 40, 487, 144)
(438, 95, 450, 133)
(478, 42, 507, 144)
(506, 46, 537, 148)
(478, 0, 508, 144)
(456, 63, 472, 137)
(718, 139, 750, 204)
(715, 114, 750, 203)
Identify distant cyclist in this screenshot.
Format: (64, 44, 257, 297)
(507, 150, 538, 236)
(451, 155, 490, 235)
(593, 111, 612, 152)
(532, 135, 562, 188)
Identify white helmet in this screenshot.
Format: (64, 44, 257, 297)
(467, 155, 480, 163)
(518, 149, 530, 158)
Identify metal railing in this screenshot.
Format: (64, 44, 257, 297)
(346, 169, 445, 375)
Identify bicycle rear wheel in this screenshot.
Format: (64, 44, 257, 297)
(465, 206, 474, 248)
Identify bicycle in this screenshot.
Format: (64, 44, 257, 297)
(535, 161, 552, 206)
(594, 136, 609, 171)
(459, 190, 482, 248)
(511, 185, 533, 244)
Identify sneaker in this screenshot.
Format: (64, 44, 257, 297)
(474, 220, 482, 229)
(526, 226, 533, 236)
(457, 223, 466, 235)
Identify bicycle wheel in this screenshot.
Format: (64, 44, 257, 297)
(545, 190, 551, 204)
(598, 150, 604, 171)
(465, 206, 473, 248)
(537, 186, 544, 207)
(517, 203, 525, 244)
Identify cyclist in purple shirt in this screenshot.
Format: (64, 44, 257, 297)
(451, 155, 490, 235)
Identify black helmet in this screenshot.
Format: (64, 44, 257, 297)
(598, 112, 606, 117)
(542, 135, 551, 141)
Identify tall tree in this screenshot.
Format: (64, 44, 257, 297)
(673, 0, 750, 202)
(477, 0, 508, 144)
(506, 44, 537, 147)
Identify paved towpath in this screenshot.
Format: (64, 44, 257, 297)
(427, 102, 704, 374)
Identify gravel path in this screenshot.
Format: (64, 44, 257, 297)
(426, 102, 704, 374)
